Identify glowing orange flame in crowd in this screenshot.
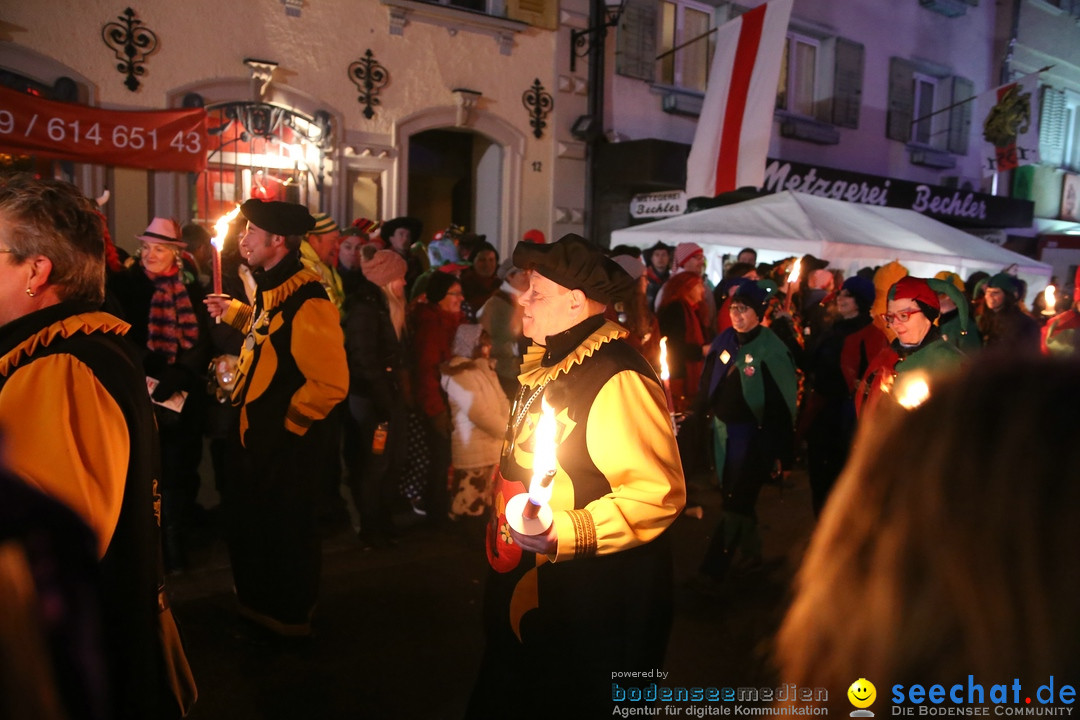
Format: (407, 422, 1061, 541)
(786, 257, 802, 285)
(211, 204, 241, 253)
(895, 373, 931, 410)
(659, 337, 670, 381)
(528, 397, 557, 506)
(1043, 285, 1057, 316)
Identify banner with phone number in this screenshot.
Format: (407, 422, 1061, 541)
(0, 85, 208, 172)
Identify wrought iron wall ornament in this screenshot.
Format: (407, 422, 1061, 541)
(101, 7, 159, 92)
(522, 78, 553, 140)
(348, 49, 389, 120)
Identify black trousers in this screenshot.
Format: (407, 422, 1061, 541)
(223, 428, 321, 627)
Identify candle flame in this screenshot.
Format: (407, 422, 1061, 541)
(211, 205, 242, 252)
(895, 373, 931, 410)
(659, 336, 670, 381)
(528, 397, 558, 505)
(1044, 285, 1056, 314)
(786, 257, 802, 284)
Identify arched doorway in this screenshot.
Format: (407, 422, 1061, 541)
(396, 108, 523, 258)
(408, 128, 502, 247)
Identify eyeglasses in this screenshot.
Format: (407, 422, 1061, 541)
(445, 290, 464, 297)
(881, 308, 923, 325)
(729, 304, 754, 314)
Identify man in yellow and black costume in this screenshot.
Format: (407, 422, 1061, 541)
(466, 233, 686, 719)
(205, 198, 347, 638)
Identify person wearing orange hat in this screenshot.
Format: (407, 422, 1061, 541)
(1041, 266, 1080, 356)
(856, 277, 964, 419)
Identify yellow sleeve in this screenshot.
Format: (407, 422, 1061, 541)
(551, 370, 686, 562)
(0, 356, 129, 558)
(284, 297, 349, 435)
(221, 298, 254, 333)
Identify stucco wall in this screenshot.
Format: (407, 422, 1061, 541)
(1, 0, 561, 251)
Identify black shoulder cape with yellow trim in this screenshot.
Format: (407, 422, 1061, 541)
(0, 303, 164, 719)
(471, 314, 685, 719)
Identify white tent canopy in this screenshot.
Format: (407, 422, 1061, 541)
(611, 191, 1052, 303)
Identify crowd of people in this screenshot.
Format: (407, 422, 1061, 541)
(1, 172, 1077, 717)
(632, 237, 1077, 590)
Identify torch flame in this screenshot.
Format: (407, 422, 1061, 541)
(528, 397, 558, 505)
(786, 257, 802, 285)
(1043, 285, 1056, 315)
(211, 205, 242, 252)
(659, 336, 670, 381)
(895, 373, 931, 410)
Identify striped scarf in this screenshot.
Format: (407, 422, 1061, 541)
(147, 267, 199, 363)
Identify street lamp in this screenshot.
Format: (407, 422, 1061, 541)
(569, 0, 627, 73)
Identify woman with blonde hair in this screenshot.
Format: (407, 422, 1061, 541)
(775, 356, 1080, 712)
(110, 216, 209, 571)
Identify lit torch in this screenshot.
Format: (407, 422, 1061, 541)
(784, 257, 802, 312)
(1042, 285, 1057, 316)
(506, 396, 558, 536)
(659, 336, 675, 415)
(894, 372, 931, 410)
(210, 205, 242, 297)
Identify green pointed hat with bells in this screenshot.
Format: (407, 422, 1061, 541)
(926, 277, 971, 336)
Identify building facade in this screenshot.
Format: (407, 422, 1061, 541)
(0, 0, 598, 257)
(592, 0, 1053, 275)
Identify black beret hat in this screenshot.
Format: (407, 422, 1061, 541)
(240, 199, 315, 237)
(425, 271, 460, 304)
(380, 216, 424, 242)
(513, 233, 633, 305)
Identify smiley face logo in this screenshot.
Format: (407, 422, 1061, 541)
(848, 678, 877, 709)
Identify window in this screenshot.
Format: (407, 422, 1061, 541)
(417, 0, 506, 16)
(887, 57, 972, 154)
(912, 73, 938, 145)
(1064, 93, 1080, 172)
(776, 32, 819, 117)
(657, 0, 714, 92)
(1042, 88, 1080, 172)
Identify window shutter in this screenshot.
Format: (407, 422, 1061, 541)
(887, 57, 916, 142)
(946, 75, 974, 155)
(831, 37, 864, 129)
(615, 0, 658, 82)
(1039, 86, 1067, 167)
(506, 0, 557, 30)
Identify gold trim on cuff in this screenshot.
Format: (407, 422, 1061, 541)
(567, 508, 597, 558)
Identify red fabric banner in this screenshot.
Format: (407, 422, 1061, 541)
(0, 85, 208, 172)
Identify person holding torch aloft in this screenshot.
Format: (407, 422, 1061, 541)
(467, 234, 686, 720)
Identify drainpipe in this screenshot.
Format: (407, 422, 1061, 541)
(585, 0, 605, 246)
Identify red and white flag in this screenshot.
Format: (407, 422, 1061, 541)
(976, 72, 1040, 176)
(685, 0, 793, 199)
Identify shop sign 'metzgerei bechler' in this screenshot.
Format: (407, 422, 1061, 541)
(759, 158, 1032, 229)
